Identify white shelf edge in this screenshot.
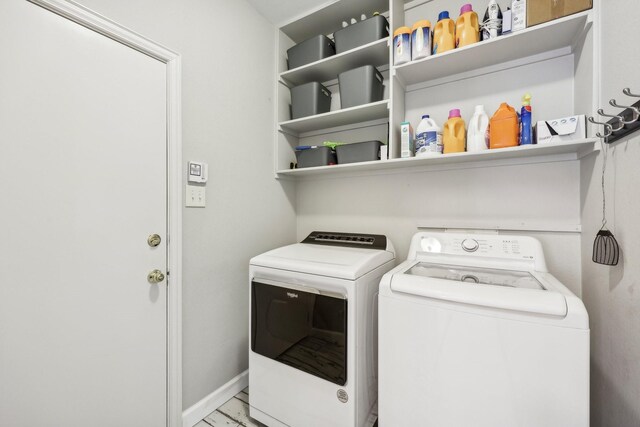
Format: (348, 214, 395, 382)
(278, 99, 390, 135)
(276, 138, 598, 178)
(279, 38, 389, 87)
(393, 10, 591, 87)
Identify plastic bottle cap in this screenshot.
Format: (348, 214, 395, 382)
(438, 11, 450, 21)
(522, 93, 532, 106)
(422, 114, 430, 119)
(474, 105, 485, 113)
(393, 26, 412, 37)
(460, 4, 473, 14)
(412, 20, 432, 31)
(449, 109, 461, 118)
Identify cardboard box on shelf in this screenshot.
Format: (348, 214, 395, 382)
(527, 0, 592, 27)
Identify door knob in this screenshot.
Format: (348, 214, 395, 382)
(147, 269, 165, 284)
(147, 234, 162, 247)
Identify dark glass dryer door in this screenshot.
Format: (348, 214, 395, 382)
(251, 280, 347, 386)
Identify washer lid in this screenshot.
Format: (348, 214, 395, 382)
(251, 243, 394, 280)
(407, 262, 544, 290)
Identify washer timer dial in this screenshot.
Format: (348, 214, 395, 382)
(461, 239, 479, 252)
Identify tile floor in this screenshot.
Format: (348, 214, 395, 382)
(195, 388, 265, 427)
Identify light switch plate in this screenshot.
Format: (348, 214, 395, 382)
(185, 184, 206, 207)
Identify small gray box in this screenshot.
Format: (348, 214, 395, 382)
(290, 82, 332, 120)
(287, 35, 335, 70)
(338, 65, 384, 109)
(295, 147, 337, 168)
(336, 141, 382, 164)
(334, 15, 389, 54)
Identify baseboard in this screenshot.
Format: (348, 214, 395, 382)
(182, 370, 249, 427)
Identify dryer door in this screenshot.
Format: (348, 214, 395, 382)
(251, 280, 347, 386)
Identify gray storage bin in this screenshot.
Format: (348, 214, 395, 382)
(295, 147, 337, 168)
(338, 65, 384, 109)
(291, 82, 332, 120)
(334, 15, 389, 54)
(287, 35, 335, 70)
(336, 141, 383, 164)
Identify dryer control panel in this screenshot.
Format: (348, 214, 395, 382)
(302, 231, 387, 250)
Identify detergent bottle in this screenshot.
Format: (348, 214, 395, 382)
(415, 115, 442, 156)
(433, 11, 455, 55)
(393, 27, 412, 65)
(411, 20, 432, 60)
(520, 93, 533, 145)
(456, 4, 479, 48)
(467, 105, 489, 152)
(489, 103, 519, 149)
(443, 109, 466, 154)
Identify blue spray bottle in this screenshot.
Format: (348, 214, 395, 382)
(520, 93, 533, 145)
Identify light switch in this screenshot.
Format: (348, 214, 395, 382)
(185, 184, 206, 208)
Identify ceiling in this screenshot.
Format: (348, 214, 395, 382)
(245, 0, 336, 27)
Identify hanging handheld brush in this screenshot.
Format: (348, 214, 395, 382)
(592, 133, 620, 266)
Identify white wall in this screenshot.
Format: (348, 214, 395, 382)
(581, 1, 640, 425)
(73, 0, 296, 409)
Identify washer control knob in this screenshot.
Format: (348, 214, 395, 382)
(461, 239, 479, 252)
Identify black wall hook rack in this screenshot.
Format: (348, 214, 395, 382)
(590, 86, 640, 144)
(604, 99, 640, 144)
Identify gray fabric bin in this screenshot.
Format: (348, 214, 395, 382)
(290, 82, 331, 120)
(287, 35, 335, 70)
(338, 65, 384, 109)
(295, 147, 337, 168)
(334, 15, 389, 54)
(336, 141, 382, 164)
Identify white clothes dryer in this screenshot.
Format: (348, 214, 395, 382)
(250, 231, 395, 427)
(378, 232, 589, 427)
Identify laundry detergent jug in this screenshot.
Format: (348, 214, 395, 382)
(456, 4, 479, 48)
(415, 115, 442, 156)
(433, 11, 455, 55)
(443, 109, 466, 154)
(411, 20, 431, 60)
(467, 105, 489, 152)
(489, 103, 519, 149)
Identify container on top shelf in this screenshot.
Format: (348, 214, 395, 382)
(443, 109, 466, 154)
(456, 4, 480, 48)
(415, 115, 442, 156)
(290, 82, 331, 120)
(393, 27, 411, 65)
(489, 103, 520, 149)
(482, 0, 503, 40)
(411, 20, 431, 61)
(338, 65, 384, 108)
(467, 105, 489, 152)
(433, 11, 455, 55)
(334, 14, 389, 54)
(287, 35, 335, 70)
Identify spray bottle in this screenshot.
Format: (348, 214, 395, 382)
(520, 93, 533, 145)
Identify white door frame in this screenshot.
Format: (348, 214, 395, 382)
(25, 1, 183, 426)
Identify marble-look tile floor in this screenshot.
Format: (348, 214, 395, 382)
(195, 388, 265, 427)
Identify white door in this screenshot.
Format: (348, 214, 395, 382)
(0, 1, 169, 425)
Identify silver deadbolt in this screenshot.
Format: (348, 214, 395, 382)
(147, 269, 165, 284)
(147, 234, 161, 247)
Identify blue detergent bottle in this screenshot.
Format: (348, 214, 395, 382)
(520, 93, 533, 144)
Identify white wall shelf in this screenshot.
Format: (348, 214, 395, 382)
(279, 100, 389, 135)
(280, 38, 389, 87)
(276, 139, 597, 178)
(393, 11, 591, 87)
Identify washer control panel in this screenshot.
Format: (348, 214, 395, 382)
(415, 233, 541, 262)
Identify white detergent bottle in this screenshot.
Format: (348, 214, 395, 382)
(415, 114, 442, 156)
(467, 105, 489, 152)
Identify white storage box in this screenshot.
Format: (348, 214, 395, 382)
(536, 115, 586, 144)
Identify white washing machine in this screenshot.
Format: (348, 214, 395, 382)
(249, 231, 395, 427)
(378, 232, 589, 427)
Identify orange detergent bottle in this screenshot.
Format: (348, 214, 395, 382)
(456, 4, 480, 48)
(489, 103, 520, 149)
(443, 109, 466, 154)
(433, 11, 455, 55)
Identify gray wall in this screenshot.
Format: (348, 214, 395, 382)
(74, 0, 296, 409)
(581, 1, 640, 425)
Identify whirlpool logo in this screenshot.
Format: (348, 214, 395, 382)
(286, 292, 299, 299)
